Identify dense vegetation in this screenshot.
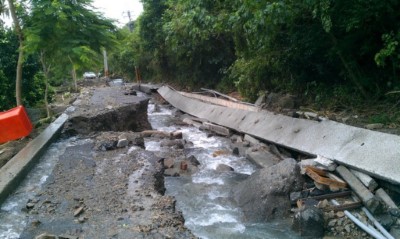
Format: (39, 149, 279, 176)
(0, 0, 116, 112)
(1, 0, 400, 119)
(118, 0, 400, 107)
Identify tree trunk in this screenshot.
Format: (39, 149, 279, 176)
(68, 55, 78, 92)
(7, 0, 24, 106)
(40, 51, 51, 118)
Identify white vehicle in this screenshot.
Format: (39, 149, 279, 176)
(83, 72, 96, 79)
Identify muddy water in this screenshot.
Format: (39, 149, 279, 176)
(147, 102, 300, 239)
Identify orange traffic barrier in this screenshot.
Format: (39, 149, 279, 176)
(0, 106, 33, 143)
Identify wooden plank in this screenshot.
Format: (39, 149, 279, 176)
(305, 166, 347, 189)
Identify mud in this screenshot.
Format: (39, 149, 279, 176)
(19, 131, 194, 239)
(4, 84, 195, 238)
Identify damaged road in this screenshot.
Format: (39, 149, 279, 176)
(1, 84, 195, 239)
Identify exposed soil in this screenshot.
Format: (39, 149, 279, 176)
(19, 132, 194, 239)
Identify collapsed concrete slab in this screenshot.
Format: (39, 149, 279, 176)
(158, 86, 400, 186)
(64, 87, 151, 135)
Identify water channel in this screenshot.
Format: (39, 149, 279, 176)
(147, 102, 300, 239)
(0, 97, 299, 239)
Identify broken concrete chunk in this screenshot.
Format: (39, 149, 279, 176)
(299, 159, 316, 174)
(350, 169, 378, 191)
(375, 188, 400, 217)
(336, 166, 383, 214)
(314, 155, 337, 171)
(202, 122, 230, 136)
(245, 147, 280, 168)
(243, 134, 261, 146)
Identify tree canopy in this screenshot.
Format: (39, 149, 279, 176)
(128, 0, 400, 105)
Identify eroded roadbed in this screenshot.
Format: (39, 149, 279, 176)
(20, 132, 193, 239)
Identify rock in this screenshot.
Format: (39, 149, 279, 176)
(336, 211, 345, 218)
(277, 94, 295, 109)
(31, 220, 41, 227)
(245, 146, 280, 168)
(377, 214, 395, 229)
(317, 199, 329, 209)
(325, 211, 335, 221)
(160, 139, 184, 149)
(216, 164, 234, 172)
(26, 202, 35, 209)
(187, 155, 200, 166)
(164, 158, 175, 169)
(292, 205, 325, 238)
(345, 224, 352, 233)
(117, 138, 129, 148)
(232, 147, 239, 155)
(172, 131, 183, 139)
(390, 225, 400, 239)
(328, 219, 337, 227)
(74, 206, 84, 217)
(35, 233, 57, 239)
(290, 191, 302, 204)
(254, 94, 266, 106)
(233, 158, 304, 222)
(365, 123, 384, 130)
(78, 216, 86, 223)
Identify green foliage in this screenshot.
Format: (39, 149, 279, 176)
(24, 71, 55, 107)
(0, 26, 42, 110)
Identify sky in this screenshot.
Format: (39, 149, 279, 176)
(92, 0, 143, 27)
(1, 0, 144, 28)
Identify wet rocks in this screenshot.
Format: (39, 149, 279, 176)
(233, 158, 304, 222)
(292, 205, 325, 238)
(216, 164, 234, 172)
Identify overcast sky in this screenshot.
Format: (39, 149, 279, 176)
(1, 0, 143, 28)
(92, 0, 143, 27)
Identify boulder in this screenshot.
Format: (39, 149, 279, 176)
(233, 158, 304, 222)
(292, 205, 325, 238)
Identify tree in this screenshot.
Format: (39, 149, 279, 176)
(25, 0, 117, 117)
(6, 0, 24, 105)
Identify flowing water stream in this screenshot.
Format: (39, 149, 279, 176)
(147, 102, 300, 239)
(0, 99, 300, 239)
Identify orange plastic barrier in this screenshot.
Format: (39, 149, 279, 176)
(0, 106, 33, 143)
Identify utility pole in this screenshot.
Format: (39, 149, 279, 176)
(103, 49, 109, 78)
(123, 10, 133, 32)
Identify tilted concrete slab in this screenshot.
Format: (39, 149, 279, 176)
(158, 86, 400, 185)
(0, 114, 68, 205)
